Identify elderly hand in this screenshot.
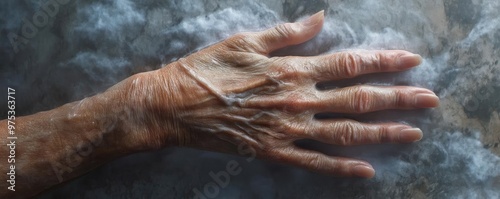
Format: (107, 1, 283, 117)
(126, 11, 439, 178)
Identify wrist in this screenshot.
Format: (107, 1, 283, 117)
(49, 86, 141, 155)
(1, 85, 143, 197)
(97, 72, 166, 152)
(118, 67, 185, 150)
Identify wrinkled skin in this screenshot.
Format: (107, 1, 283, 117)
(124, 11, 439, 178)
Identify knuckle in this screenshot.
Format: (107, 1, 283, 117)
(306, 153, 324, 169)
(227, 33, 256, 50)
(359, 51, 393, 72)
(257, 120, 297, 143)
(269, 58, 302, 81)
(273, 23, 295, 41)
(258, 143, 275, 155)
(336, 122, 359, 145)
(339, 52, 360, 78)
(351, 86, 372, 113)
(231, 32, 250, 41)
(270, 128, 296, 141)
(281, 92, 313, 112)
(376, 126, 392, 143)
(372, 53, 383, 71)
(276, 121, 299, 136)
(393, 89, 407, 108)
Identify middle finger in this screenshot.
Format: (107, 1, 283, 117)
(313, 85, 439, 113)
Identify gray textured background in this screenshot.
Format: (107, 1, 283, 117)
(1, 0, 499, 198)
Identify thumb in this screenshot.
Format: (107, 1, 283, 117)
(255, 10, 325, 54)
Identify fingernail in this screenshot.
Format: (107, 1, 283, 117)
(399, 128, 423, 142)
(300, 10, 324, 27)
(397, 53, 422, 68)
(415, 93, 440, 108)
(352, 165, 375, 178)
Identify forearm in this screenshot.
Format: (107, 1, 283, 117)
(0, 75, 150, 198)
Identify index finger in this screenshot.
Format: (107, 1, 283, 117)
(286, 50, 422, 81)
